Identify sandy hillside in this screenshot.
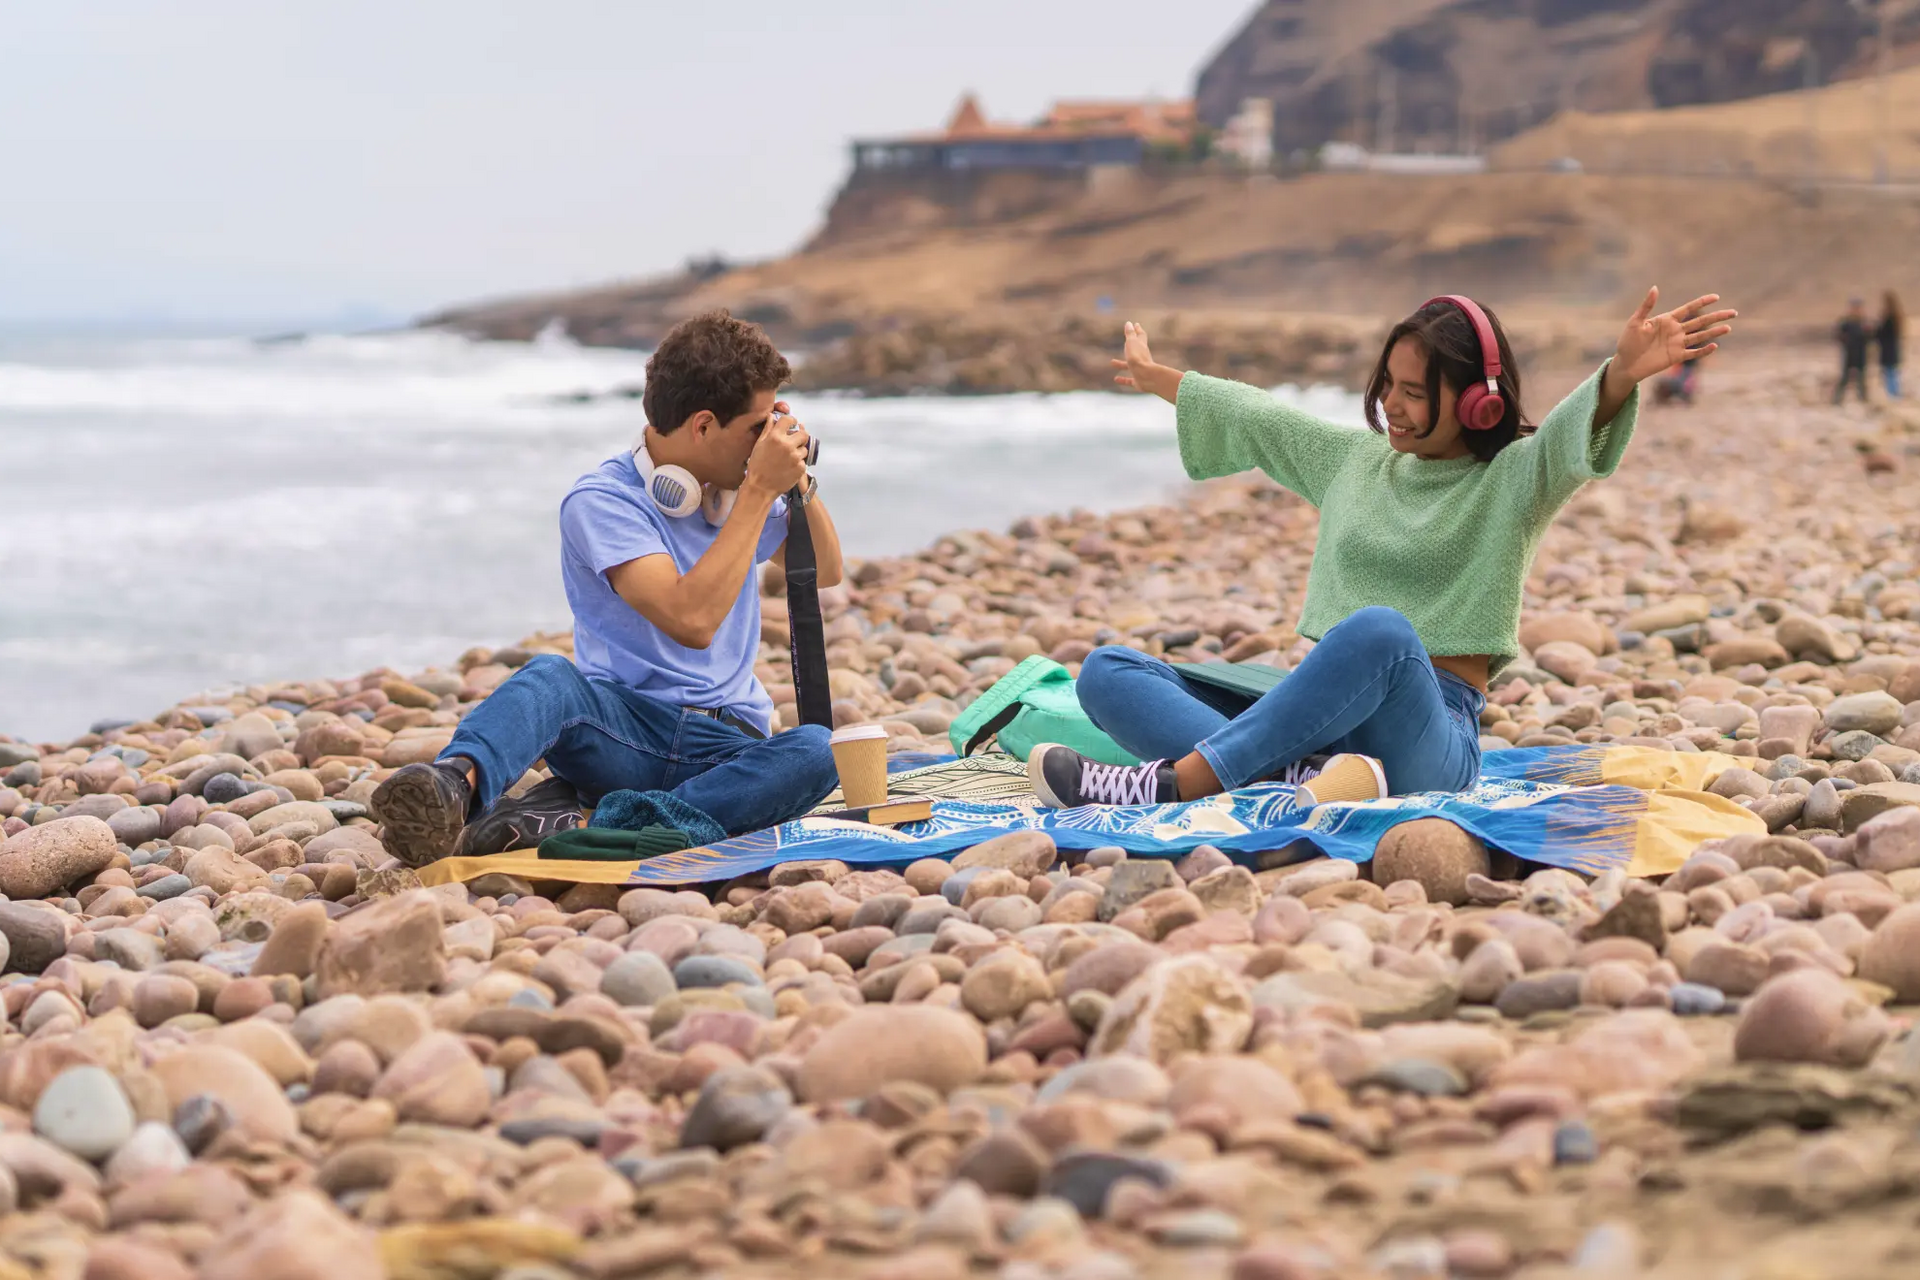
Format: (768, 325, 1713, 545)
(1495, 63, 1920, 181)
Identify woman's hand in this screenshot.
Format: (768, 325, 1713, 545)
(1110, 321, 1182, 404)
(1611, 288, 1737, 387)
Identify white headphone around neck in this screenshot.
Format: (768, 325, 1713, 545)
(632, 439, 737, 527)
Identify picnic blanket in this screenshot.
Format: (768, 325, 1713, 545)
(412, 743, 1762, 890)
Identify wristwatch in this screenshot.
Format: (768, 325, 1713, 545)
(794, 475, 819, 506)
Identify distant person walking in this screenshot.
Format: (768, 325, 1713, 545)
(1652, 359, 1698, 406)
(1878, 291, 1905, 399)
(1835, 298, 1871, 404)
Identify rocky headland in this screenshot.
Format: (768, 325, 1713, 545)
(0, 351, 1918, 1277)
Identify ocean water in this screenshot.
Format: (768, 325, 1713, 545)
(0, 327, 1363, 742)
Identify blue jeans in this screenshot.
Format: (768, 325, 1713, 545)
(439, 654, 837, 836)
(1886, 366, 1903, 399)
(1076, 606, 1485, 794)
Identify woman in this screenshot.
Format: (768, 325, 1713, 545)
(1879, 292, 1904, 400)
(1029, 289, 1735, 810)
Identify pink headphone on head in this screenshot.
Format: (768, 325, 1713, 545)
(1424, 295, 1505, 431)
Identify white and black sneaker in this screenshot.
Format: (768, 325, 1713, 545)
(1268, 757, 1328, 789)
(453, 776, 584, 858)
(1028, 744, 1179, 809)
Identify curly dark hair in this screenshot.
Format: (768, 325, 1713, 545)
(642, 310, 791, 434)
(1363, 298, 1530, 462)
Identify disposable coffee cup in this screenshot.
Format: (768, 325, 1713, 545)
(829, 724, 889, 809)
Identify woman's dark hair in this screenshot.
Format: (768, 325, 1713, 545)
(643, 310, 791, 434)
(1363, 298, 1528, 462)
(1884, 291, 1905, 333)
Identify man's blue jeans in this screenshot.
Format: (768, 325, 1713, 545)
(1076, 607, 1485, 795)
(439, 654, 837, 836)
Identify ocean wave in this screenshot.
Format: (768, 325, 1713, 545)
(0, 328, 653, 421)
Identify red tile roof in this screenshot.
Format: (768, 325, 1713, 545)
(873, 94, 1198, 146)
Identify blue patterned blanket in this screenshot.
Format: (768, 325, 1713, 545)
(616, 744, 1745, 887)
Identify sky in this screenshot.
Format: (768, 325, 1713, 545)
(0, 1, 1256, 325)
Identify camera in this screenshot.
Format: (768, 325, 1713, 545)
(776, 411, 820, 467)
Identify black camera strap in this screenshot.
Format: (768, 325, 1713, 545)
(783, 486, 833, 729)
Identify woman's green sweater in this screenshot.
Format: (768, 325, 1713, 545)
(1174, 363, 1638, 677)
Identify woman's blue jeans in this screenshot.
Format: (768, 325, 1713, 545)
(1076, 606, 1485, 795)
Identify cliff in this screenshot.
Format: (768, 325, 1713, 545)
(1193, 0, 1920, 156)
(426, 164, 1920, 379)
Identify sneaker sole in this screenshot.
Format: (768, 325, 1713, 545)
(371, 768, 466, 868)
(1025, 743, 1071, 808)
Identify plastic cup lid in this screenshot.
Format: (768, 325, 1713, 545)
(829, 723, 889, 743)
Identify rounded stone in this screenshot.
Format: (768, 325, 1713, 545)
(1858, 903, 1920, 1001)
(138, 874, 194, 902)
(959, 951, 1051, 1022)
(102, 1120, 193, 1185)
(1824, 692, 1903, 737)
(212, 977, 276, 1023)
(172, 1094, 235, 1154)
(1668, 982, 1728, 1017)
(201, 774, 250, 805)
(601, 951, 676, 1007)
(672, 955, 763, 990)
(311, 1038, 383, 1098)
(106, 806, 163, 847)
(132, 974, 201, 1028)
(1355, 1057, 1466, 1097)
(1370, 819, 1490, 906)
(248, 901, 331, 981)
(1493, 969, 1581, 1019)
(903, 858, 953, 896)
(33, 1065, 136, 1161)
(1552, 1119, 1599, 1165)
(1732, 970, 1838, 1058)
(0, 816, 118, 899)
(797, 1005, 988, 1102)
(679, 1065, 791, 1152)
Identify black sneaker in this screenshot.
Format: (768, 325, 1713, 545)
(371, 760, 472, 868)
(1028, 743, 1178, 809)
(453, 776, 583, 858)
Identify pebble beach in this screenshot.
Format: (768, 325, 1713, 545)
(3, 348, 1920, 1279)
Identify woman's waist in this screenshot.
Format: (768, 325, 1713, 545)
(1430, 654, 1490, 695)
(1299, 601, 1512, 688)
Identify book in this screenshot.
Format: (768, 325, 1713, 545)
(818, 795, 934, 826)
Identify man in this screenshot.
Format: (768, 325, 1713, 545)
(1835, 298, 1871, 405)
(370, 310, 844, 867)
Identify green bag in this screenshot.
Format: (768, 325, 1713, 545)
(948, 656, 1138, 765)
(948, 656, 1292, 766)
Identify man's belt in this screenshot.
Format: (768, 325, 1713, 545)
(686, 705, 767, 740)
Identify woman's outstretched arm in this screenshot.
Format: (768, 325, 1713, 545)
(1507, 287, 1737, 518)
(1112, 321, 1369, 508)
(1596, 287, 1736, 427)
(1111, 321, 1183, 402)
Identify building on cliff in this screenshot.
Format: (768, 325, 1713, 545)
(850, 94, 1199, 172)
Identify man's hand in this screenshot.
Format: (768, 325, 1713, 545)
(1109, 321, 1183, 404)
(744, 409, 812, 499)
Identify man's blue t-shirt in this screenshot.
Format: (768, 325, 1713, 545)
(559, 452, 789, 734)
